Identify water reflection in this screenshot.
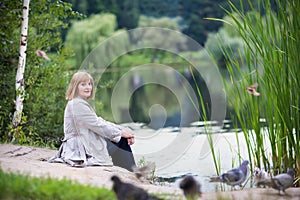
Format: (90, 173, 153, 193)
(116, 65, 212, 129)
(125, 121, 253, 192)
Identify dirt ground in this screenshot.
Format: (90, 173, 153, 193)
(1, 144, 300, 200)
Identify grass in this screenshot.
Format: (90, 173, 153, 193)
(0, 169, 116, 200)
(0, 168, 173, 200)
(217, 0, 299, 183)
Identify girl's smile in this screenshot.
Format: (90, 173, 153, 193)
(78, 80, 92, 99)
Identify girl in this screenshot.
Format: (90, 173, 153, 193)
(49, 71, 136, 171)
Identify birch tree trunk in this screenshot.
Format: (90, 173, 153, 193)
(12, 0, 30, 132)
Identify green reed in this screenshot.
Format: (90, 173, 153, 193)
(188, 66, 224, 180)
(219, 0, 299, 181)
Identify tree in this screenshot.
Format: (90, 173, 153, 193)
(0, 0, 82, 145)
(115, 0, 139, 29)
(66, 0, 140, 30)
(12, 0, 30, 139)
(138, 15, 186, 62)
(64, 13, 120, 68)
(180, 0, 227, 45)
(139, 0, 181, 17)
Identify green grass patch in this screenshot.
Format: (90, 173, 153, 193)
(0, 169, 116, 200)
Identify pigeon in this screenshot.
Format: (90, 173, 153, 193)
(209, 160, 250, 187)
(110, 175, 160, 200)
(246, 83, 260, 96)
(35, 49, 50, 60)
(253, 167, 270, 184)
(132, 162, 156, 180)
(179, 175, 202, 200)
(256, 169, 295, 194)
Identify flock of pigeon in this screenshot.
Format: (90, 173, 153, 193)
(110, 160, 296, 200)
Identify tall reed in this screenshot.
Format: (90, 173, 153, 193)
(220, 0, 299, 182)
(188, 66, 222, 177)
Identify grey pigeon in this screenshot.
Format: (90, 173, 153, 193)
(132, 162, 156, 180)
(179, 175, 202, 200)
(111, 175, 160, 200)
(256, 169, 295, 194)
(209, 160, 249, 187)
(253, 167, 270, 184)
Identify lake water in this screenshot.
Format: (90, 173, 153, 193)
(123, 122, 255, 192)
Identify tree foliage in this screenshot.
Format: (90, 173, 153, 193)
(0, 0, 285, 147)
(64, 0, 280, 46)
(64, 0, 254, 45)
(139, 0, 181, 17)
(0, 0, 82, 146)
(65, 13, 120, 68)
(138, 15, 183, 31)
(66, 0, 139, 29)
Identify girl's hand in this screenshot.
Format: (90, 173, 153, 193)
(127, 137, 135, 145)
(121, 128, 135, 145)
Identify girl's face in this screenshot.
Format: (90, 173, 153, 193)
(77, 80, 92, 99)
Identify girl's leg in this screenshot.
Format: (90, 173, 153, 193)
(106, 137, 136, 171)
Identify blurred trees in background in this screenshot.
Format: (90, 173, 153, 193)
(66, 0, 140, 29)
(66, 0, 229, 44)
(65, 13, 118, 66)
(0, 0, 280, 146)
(65, 0, 270, 45)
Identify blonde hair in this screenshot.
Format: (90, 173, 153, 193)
(66, 71, 95, 100)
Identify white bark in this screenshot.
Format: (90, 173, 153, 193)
(12, 0, 30, 129)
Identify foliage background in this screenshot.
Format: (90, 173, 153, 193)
(0, 0, 294, 159)
(0, 0, 82, 146)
